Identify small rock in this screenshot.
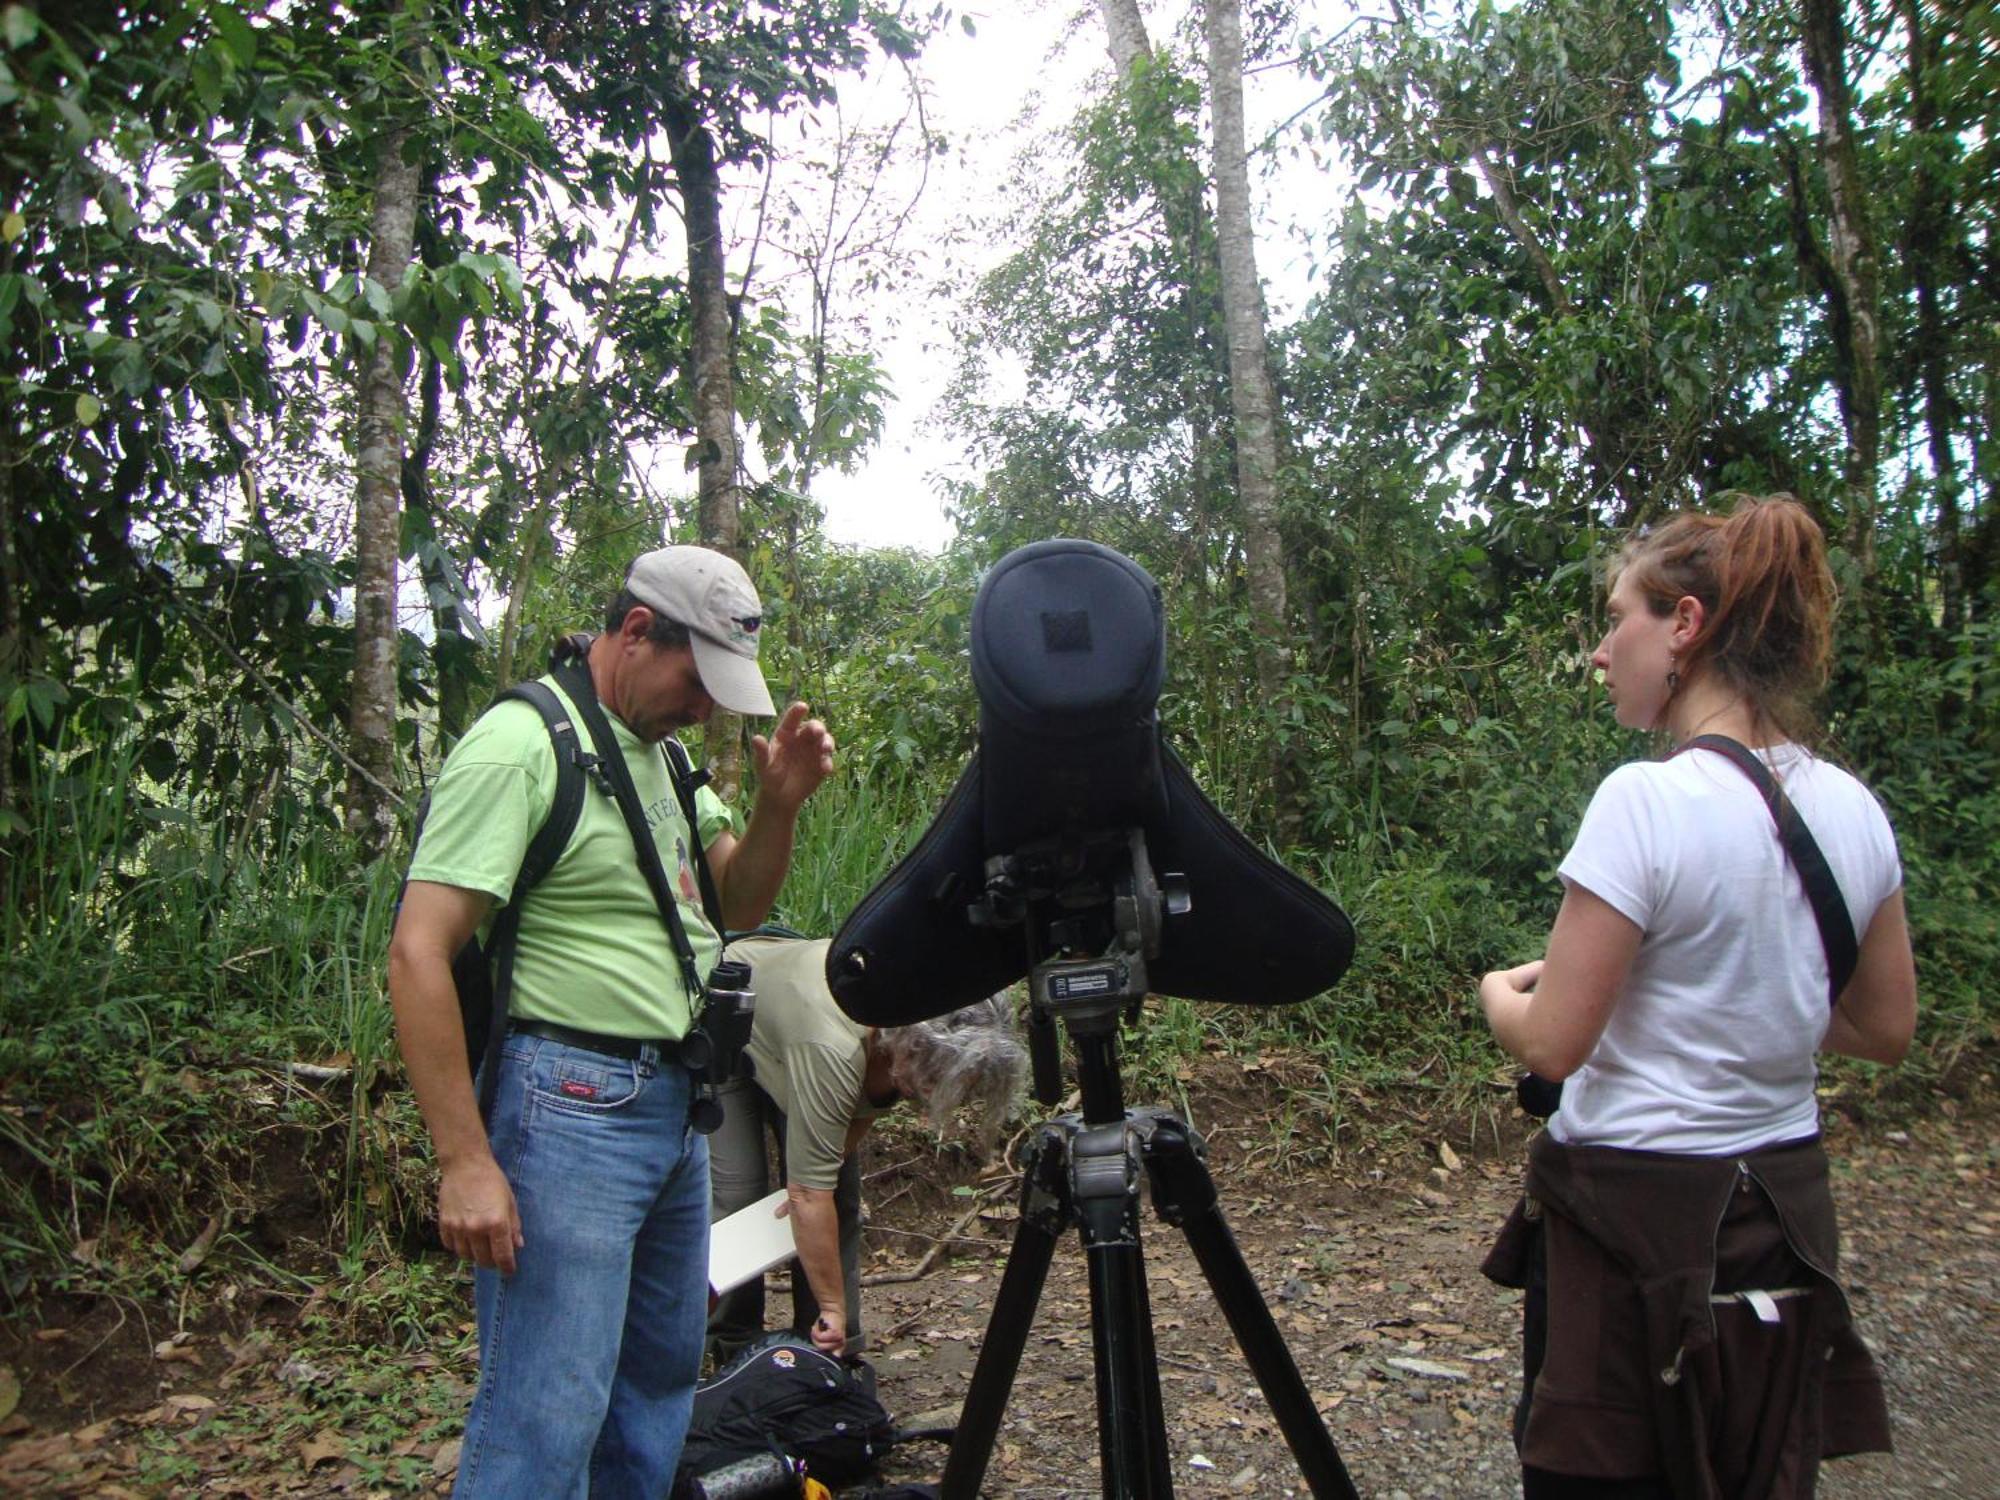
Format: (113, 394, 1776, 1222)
(277, 1355, 335, 1389)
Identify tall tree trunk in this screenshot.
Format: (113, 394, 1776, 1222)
(1099, 0, 1150, 77)
(1898, 0, 1963, 635)
(1204, 0, 1296, 823)
(405, 348, 473, 742)
(402, 169, 474, 741)
(345, 126, 420, 851)
(1800, 0, 1882, 585)
(1969, 364, 2000, 610)
(1099, 0, 1235, 766)
(665, 96, 747, 800)
(0, 438, 20, 829)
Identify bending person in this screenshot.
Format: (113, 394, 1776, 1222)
(1477, 494, 1917, 1499)
(708, 933, 1026, 1359)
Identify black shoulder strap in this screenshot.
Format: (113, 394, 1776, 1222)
(472, 677, 591, 1118)
(1682, 735, 1860, 1005)
(500, 679, 590, 893)
(549, 652, 711, 1005)
(661, 734, 724, 930)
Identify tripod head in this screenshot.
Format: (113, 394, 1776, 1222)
(973, 821, 1188, 1111)
(826, 539, 1354, 1034)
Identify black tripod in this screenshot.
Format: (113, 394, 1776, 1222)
(941, 844, 1361, 1498)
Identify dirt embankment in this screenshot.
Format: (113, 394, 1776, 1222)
(2, 1057, 1995, 1497)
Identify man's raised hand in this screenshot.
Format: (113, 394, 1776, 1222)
(751, 701, 835, 811)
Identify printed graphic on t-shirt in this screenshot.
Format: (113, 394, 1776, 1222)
(675, 834, 699, 904)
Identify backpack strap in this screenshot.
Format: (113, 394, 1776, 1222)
(472, 678, 589, 1118)
(1680, 735, 1860, 1004)
(549, 651, 713, 1009)
(548, 632, 725, 934)
(662, 734, 724, 931)
(504, 679, 591, 892)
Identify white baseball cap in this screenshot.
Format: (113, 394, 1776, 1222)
(623, 546, 777, 716)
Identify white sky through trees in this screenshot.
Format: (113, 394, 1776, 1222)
(812, 1, 1344, 554)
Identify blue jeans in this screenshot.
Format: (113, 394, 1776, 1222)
(453, 1033, 710, 1499)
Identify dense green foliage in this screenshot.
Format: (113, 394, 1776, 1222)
(2, 0, 1994, 1324)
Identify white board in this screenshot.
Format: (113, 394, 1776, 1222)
(708, 1188, 797, 1296)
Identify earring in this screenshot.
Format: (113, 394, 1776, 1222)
(1666, 653, 1680, 694)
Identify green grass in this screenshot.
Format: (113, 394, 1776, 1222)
(762, 762, 952, 936)
(2, 686, 1993, 1323)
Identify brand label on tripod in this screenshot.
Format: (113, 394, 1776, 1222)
(1050, 969, 1114, 999)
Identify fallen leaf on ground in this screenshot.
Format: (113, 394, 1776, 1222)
(0, 1432, 76, 1473)
(299, 1429, 346, 1468)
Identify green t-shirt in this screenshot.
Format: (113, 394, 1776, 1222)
(729, 935, 889, 1191)
(408, 677, 736, 1039)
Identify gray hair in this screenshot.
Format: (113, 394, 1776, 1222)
(878, 995, 1027, 1151)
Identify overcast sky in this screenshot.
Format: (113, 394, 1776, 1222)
(805, 1, 1344, 554)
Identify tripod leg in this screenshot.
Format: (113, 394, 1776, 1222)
(1143, 1115, 1361, 1500)
(942, 1126, 1069, 1500)
(1074, 1121, 1176, 1499)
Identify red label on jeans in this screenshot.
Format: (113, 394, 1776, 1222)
(559, 1080, 600, 1100)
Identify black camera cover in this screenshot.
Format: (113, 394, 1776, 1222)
(828, 744, 1355, 1026)
(971, 539, 1168, 852)
(826, 539, 1354, 1027)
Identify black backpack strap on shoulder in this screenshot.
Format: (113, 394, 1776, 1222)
(500, 679, 591, 891)
(1682, 735, 1860, 1004)
(473, 677, 591, 1119)
(661, 735, 724, 931)
(548, 652, 710, 1007)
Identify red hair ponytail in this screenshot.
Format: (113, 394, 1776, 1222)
(1613, 494, 1836, 742)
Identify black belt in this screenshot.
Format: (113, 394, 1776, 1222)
(508, 1019, 678, 1061)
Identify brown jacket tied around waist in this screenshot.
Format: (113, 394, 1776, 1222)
(1483, 1130, 1890, 1500)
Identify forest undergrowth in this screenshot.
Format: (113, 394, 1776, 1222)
(3, 697, 1993, 1379)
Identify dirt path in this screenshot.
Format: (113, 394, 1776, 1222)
(3, 1085, 1994, 1497)
(860, 1097, 2000, 1499)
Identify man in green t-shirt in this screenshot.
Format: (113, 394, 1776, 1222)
(388, 545, 834, 1499)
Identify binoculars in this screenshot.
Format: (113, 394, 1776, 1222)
(684, 957, 755, 1135)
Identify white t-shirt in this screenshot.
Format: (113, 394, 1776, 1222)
(1550, 743, 1902, 1153)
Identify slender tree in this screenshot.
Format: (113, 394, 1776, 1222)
(346, 125, 422, 847)
(1800, 0, 1884, 581)
(1203, 0, 1295, 810)
(1893, 0, 1966, 630)
(663, 87, 751, 797)
(1095, 0, 1231, 602)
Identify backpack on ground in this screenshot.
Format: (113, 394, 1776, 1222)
(674, 1336, 949, 1495)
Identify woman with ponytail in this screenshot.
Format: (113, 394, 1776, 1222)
(1478, 495, 1917, 1499)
